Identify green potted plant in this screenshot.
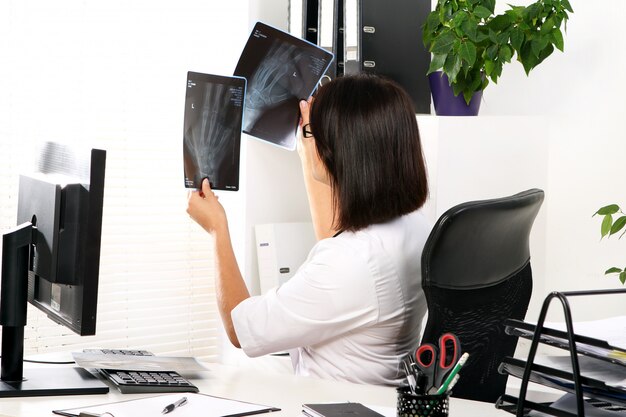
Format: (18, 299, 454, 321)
(593, 204, 626, 284)
(422, 0, 573, 115)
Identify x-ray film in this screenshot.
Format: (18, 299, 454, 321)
(183, 72, 246, 190)
(234, 22, 334, 150)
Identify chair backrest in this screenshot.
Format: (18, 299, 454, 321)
(420, 188, 544, 403)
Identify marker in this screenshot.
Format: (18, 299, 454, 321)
(436, 352, 469, 395)
(414, 371, 427, 395)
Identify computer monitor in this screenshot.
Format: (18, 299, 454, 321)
(0, 143, 109, 397)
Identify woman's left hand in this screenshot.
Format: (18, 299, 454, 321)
(187, 178, 228, 236)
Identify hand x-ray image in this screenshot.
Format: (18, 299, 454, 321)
(235, 22, 334, 150)
(183, 72, 245, 190)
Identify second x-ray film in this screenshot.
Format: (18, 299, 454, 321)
(183, 72, 246, 191)
(234, 22, 334, 150)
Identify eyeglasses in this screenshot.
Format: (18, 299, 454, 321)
(302, 124, 314, 138)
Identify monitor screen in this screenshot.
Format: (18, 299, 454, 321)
(0, 143, 108, 397)
(17, 143, 106, 336)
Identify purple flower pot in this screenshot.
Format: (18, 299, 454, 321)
(429, 72, 482, 116)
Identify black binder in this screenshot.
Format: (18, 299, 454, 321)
(302, 403, 384, 417)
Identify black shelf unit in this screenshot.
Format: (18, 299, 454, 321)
(495, 288, 626, 417)
(289, 0, 432, 113)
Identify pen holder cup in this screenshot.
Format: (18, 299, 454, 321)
(396, 387, 449, 417)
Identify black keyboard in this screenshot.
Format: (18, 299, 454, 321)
(84, 349, 199, 394)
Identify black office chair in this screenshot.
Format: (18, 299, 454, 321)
(420, 188, 544, 403)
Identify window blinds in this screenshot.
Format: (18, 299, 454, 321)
(0, 0, 248, 361)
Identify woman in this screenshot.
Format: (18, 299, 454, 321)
(187, 74, 431, 386)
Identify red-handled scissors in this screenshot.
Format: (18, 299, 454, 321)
(415, 332, 461, 394)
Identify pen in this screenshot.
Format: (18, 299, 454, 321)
(436, 352, 469, 395)
(162, 396, 188, 414)
(402, 359, 417, 394)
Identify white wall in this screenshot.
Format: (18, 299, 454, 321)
(242, 0, 307, 297)
(479, 1, 626, 319)
(249, 0, 289, 30)
(243, 140, 311, 295)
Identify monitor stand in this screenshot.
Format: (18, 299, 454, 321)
(0, 367, 109, 398)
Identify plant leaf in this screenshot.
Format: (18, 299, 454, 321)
(473, 5, 493, 19)
(428, 53, 447, 74)
(463, 90, 474, 105)
(488, 28, 498, 44)
(610, 215, 626, 237)
(489, 14, 512, 32)
(595, 204, 620, 216)
(540, 17, 555, 36)
(621, 271, 626, 284)
(431, 31, 456, 54)
(462, 18, 479, 42)
(493, 59, 503, 80)
(524, 3, 541, 22)
(537, 41, 554, 65)
(496, 31, 510, 44)
(452, 10, 469, 29)
(426, 11, 441, 32)
(531, 38, 546, 59)
(444, 54, 462, 82)
(505, 5, 524, 20)
(510, 28, 524, 52)
(520, 43, 539, 74)
(459, 41, 477, 66)
(484, 59, 495, 76)
(469, 72, 482, 90)
(552, 29, 564, 52)
(561, 0, 574, 13)
(601, 214, 613, 238)
(605, 267, 622, 275)
(475, 30, 490, 42)
(482, 0, 496, 13)
(499, 45, 513, 63)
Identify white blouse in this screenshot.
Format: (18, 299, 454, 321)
(231, 209, 431, 386)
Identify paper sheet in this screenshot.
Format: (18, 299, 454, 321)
(53, 392, 280, 417)
(72, 352, 209, 372)
(538, 355, 626, 389)
(524, 316, 626, 367)
(543, 315, 626, 349)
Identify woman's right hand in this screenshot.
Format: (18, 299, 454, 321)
(298, 98, 331, 186)
(187, 178, 228, 236)
(296, 98, 338, 240)
(297, 98, 315, 164)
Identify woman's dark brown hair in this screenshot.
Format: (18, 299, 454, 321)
(309, 74, 428, 232)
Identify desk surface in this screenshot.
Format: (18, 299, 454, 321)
(0, 362, 504, 417)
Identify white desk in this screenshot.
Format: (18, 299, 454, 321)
(0, 362, 504, 417)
